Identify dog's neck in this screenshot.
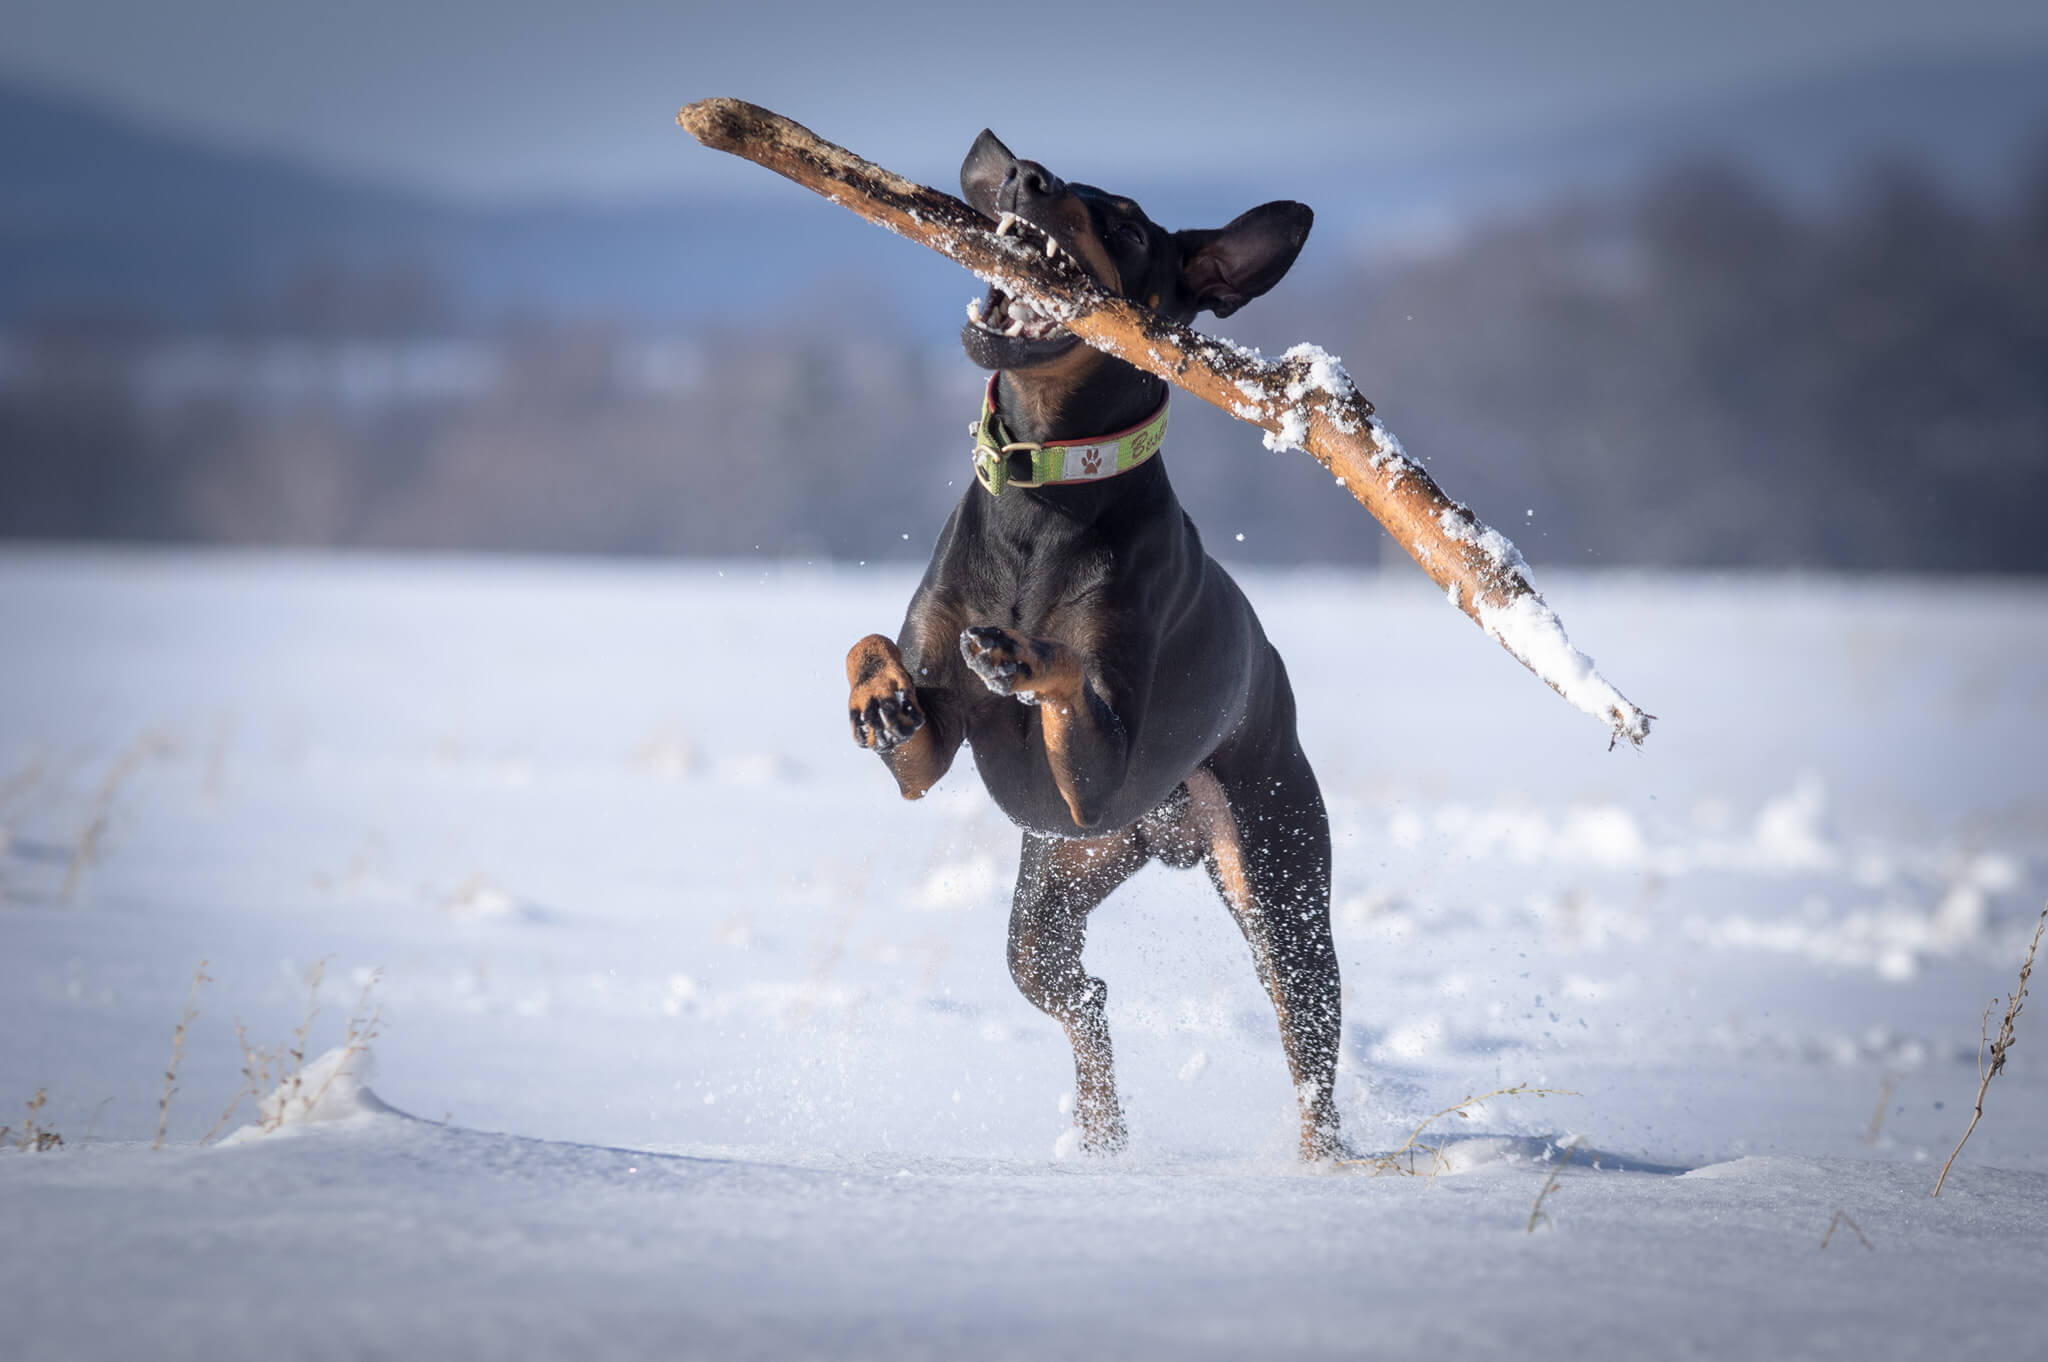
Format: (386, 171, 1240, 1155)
(995, 354, 1169, 447)
(974, 368, 1174, 533)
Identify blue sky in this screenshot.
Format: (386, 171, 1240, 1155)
(7, 0, 2048, 199)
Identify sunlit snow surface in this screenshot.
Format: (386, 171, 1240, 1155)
(3, 550, 2045, 1360)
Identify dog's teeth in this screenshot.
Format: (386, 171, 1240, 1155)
(996, 212, 1019, 237)
(966, 299, 983, 324)
(1003, 317, 1025, 336)
(1044, 239, 1059, 259)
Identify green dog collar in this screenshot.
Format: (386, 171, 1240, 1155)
(970, 377, 1169, 496)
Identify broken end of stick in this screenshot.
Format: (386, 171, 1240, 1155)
(676, 97, 929, 204)
(1606, 703, 1652, 750)
(1472, 586, 1654, 750)
(676, 98, 764, 150)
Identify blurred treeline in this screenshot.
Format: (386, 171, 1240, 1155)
(3, 147, 2044, 571)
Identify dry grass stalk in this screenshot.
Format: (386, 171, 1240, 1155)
(1339, 1084, 1576, 1180)
(1861, 1071, 1900, 1145)
(1820, 1209, 1873, 1250)
(153, 960, 211, 1150)
(63, 732, 170, 903)
(4, 1089, 64, 1151)
(200, 1019, 278, 1145)
(1526, 1138, 1582, 1232)
(194, 965, 382, 1142)
(265, 959, 329, 1127)
(81, 1097, 112, 1146)
(1932, 903, 2045, 1197)
(293, 969, 383, 1123)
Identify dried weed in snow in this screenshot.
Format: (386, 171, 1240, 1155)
(1820, 1210, 1873, 1250)
(3, 1089, 63, 1152)
(153, 960, 210, 1150)
(227, 963, 384, 1138)
(201, 1018, 278, 1145)
(269, 959, 331, 1126)
(1341, 1083, 1576, 1180)
(1862, 1072, 1901, 1146)
(289, 969, 383, 1125)
(1932, 903, 2044, 1197)
(151, 959, 388, 1147)
(63, 732, 171, 903)
(1526, 1138, 1582, 1232)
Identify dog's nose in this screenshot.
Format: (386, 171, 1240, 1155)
(961, 130, 1067, 220)
(1002, 159, 1065, 212)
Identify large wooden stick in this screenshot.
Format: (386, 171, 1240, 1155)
(678, 99, 1651, 746)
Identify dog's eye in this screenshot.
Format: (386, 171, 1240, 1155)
(1112, 222, 1146, 248)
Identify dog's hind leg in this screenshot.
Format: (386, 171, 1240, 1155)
(1186, 759, 1343, 1160)
(1007, 827, 1148, 1153)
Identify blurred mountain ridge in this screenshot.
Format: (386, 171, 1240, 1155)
(3, 55, 2046, 570)
(5, 50, 2048, 331)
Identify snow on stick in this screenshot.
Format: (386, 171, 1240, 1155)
(677, 98, 1651, 746)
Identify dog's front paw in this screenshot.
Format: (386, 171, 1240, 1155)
(847, 635, 926, 752)
(959, 625, 1043, 701)
(851, 687, 923, 752)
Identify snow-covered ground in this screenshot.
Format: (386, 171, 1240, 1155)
(2, 549, 2044, 1360)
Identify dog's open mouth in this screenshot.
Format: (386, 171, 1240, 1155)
(967, 284, 1066, 342)
(958, 211, 1083, 367)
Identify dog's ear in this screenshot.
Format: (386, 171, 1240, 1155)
(1173, 202, 1313, 317)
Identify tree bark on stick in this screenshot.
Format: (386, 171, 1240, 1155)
(677, 98, 1651, 746)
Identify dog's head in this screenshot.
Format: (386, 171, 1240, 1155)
(958, 129, 1312, 376)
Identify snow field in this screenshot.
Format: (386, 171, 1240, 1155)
(1, 550, 2045, 1359)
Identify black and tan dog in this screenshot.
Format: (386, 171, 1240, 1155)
(845, 130, 1342, 1159)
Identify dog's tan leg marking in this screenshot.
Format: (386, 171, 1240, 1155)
(1184, 768, 1333, 1157)
(845, 634, 952, 799)
(1021, 651, 1096, 829)
(1184, 768, 1271, 996)
(958, 627, 1099, 827)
